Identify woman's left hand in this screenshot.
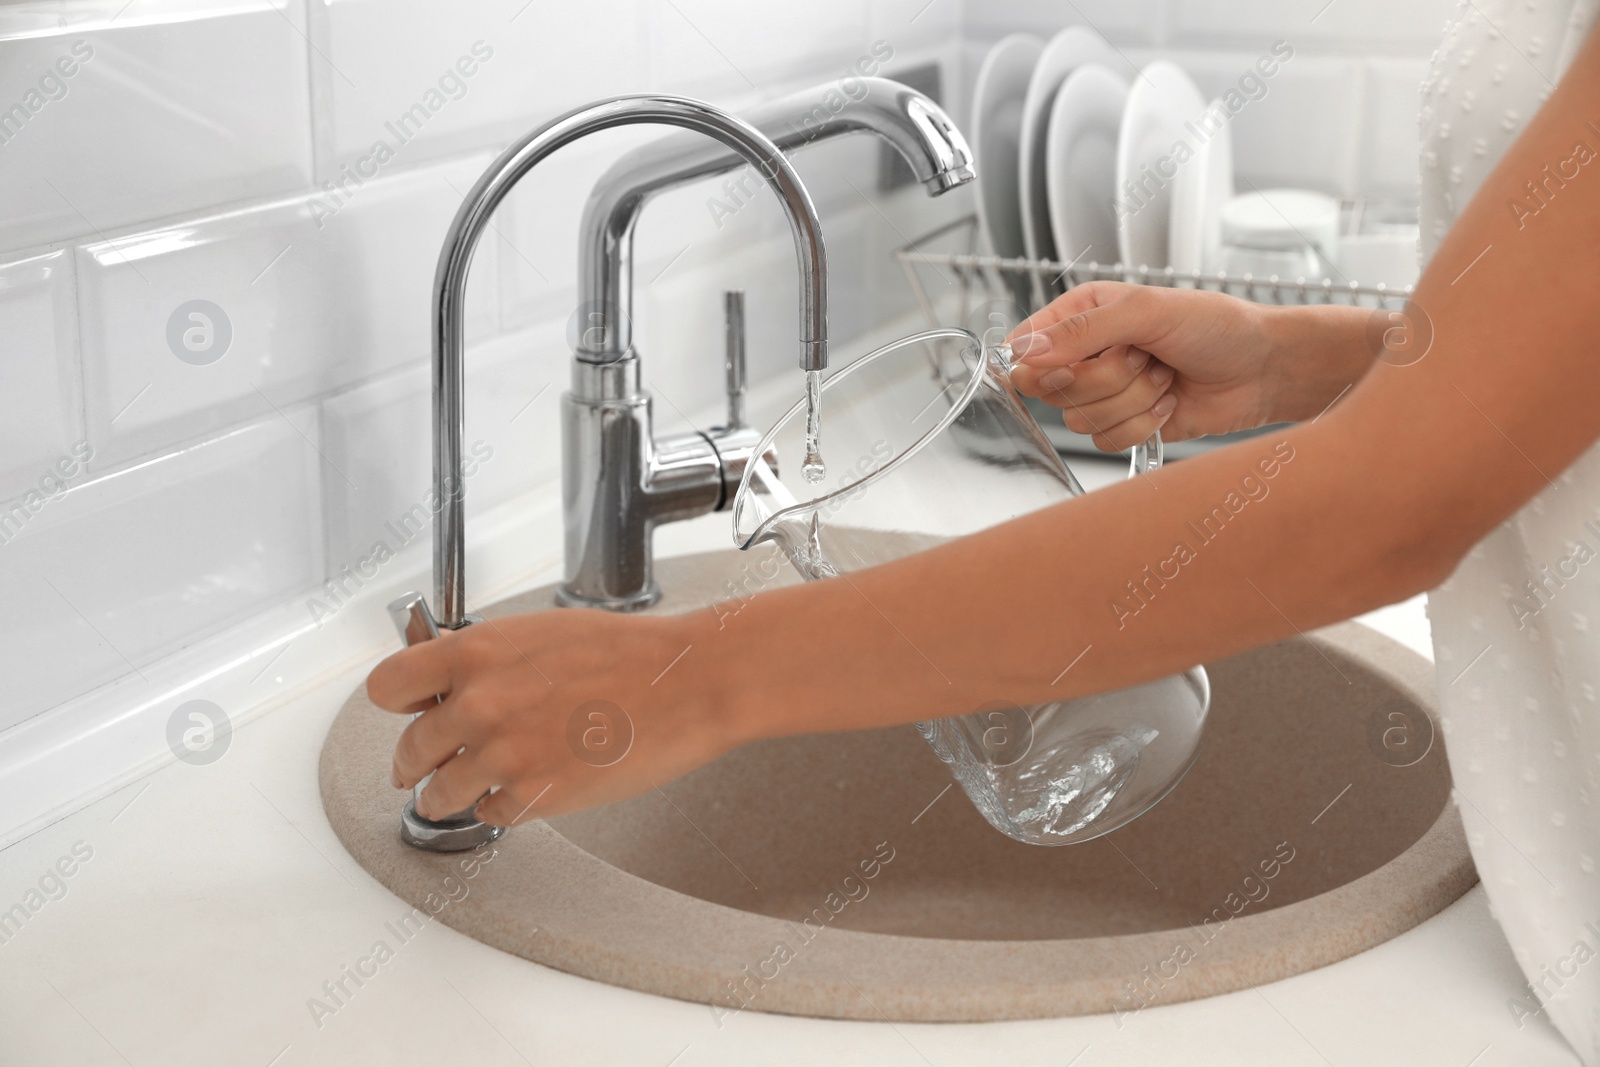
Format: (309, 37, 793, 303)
(1004, 282, 1285, 449)
(365, 606, 739, 825)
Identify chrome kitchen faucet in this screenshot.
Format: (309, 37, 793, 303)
(560, 78, 973, 610)
(392, 82, 973, 851)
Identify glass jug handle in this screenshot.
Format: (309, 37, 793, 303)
(1129, 433, 1163, 477)
(992, 340, 1164, 480)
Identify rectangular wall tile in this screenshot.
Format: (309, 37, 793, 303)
(1132, 48, 1364, 197)
(649, 0, 872, 95)
(319, 322, 567, 577)
(496, 134, 643, 332)
(75, 155, 500, 468)
(0, 248, 83, 503)
(319, 365, 430, 580)
(1166, 0, 1455, 55)
(0, 1, 314, 254)
(0, 413, 322, 733)
(310, 0, 648, 179)
(964, 0, 1165, 48)
(1230, 54, 1364, 197)
(870, 0, 963, 49)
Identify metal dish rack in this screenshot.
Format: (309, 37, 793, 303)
(893, 213, 1416, 459)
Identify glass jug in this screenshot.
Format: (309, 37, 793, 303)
(731, 327, 1209, 845)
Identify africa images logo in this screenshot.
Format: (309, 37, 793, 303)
(166, 699, 232, 766)
(166, 300, 233, 365)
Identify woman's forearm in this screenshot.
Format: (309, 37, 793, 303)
(1258, 302, 1376, 422)
(699, 28, 1600, 746)
(704, 416, 1435, 742)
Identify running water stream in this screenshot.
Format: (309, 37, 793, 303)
(802, 368, 826, 484)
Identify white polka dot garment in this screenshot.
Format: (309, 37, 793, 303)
(1422, 0, 1600, 1059)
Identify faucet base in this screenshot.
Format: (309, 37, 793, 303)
(554, 581, 661, 612)
(400, 800, 506, 852)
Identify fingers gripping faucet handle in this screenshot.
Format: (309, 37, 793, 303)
(724, 289, 747, 430)
(385, 592, 505, 852)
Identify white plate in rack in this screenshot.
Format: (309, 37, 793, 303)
(1045, 63, 1129, 276)
(1115, 60, 1207, 274)
(1168, 97, 1233, 274)
(1017, 27, 1122, 271)
(971, 34, 1045, 262)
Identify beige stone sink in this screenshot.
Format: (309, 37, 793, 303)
(320, 549, 1474, 1022)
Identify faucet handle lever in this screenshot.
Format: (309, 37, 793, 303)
(383, 591, 505, 852)
(723, 289, 747, 430)
(388, 591, 440, 648)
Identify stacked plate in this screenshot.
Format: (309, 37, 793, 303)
(973, 29, 1234, 298)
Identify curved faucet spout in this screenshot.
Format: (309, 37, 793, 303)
(431, 95, 828, 627)
(577, 77, 975, 363)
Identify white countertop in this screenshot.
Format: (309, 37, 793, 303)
(0, 459, 1581, 1067)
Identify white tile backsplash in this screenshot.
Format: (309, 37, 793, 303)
(1232, 54, 1365, 197)
(637, 227, 809, 436)
(496, 132, 657, 331)
(0, 2, 315, 252)
(75, 155, 500, 468)
(318, 362, 433, 578)
(870, 0, 963, 45)
(0, 249, 82, 502)
(1133, 48, 1366, 197)
(649, 0, 873, 94)
(0, 414, 322, 733)
(319, 321, 567, 574)
(309, 0, 649, 179)
(964, 0, 1165, 47)
(1167, 0, 1455, 55)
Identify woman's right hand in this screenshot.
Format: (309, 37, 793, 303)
(1005, 282, 1367, 451)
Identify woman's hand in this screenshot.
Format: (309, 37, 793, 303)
(366, 607, 739, 825)
(1005, 282, 1371, 450)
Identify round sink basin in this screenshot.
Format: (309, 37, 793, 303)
(320, 549, 1474, 1021)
